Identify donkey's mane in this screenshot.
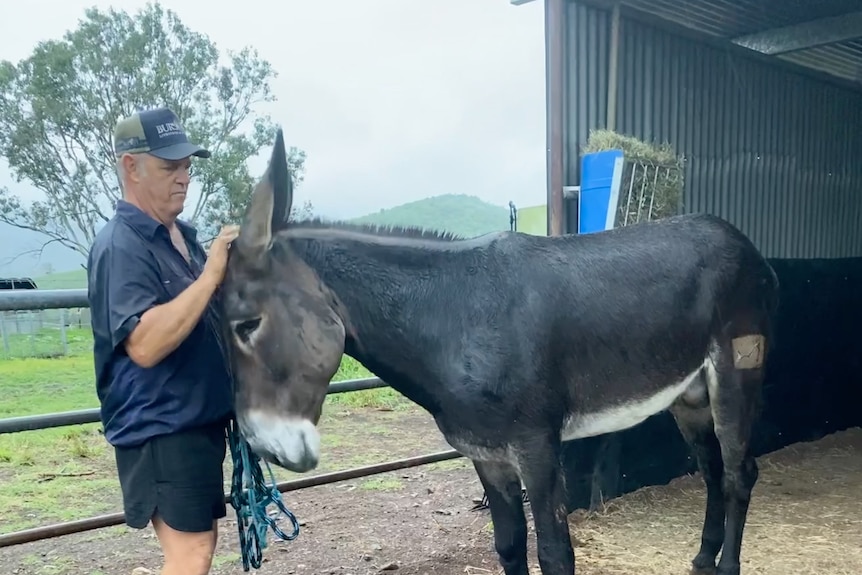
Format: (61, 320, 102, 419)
(289, 217, 464, 242)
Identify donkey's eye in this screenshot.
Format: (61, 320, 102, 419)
(233, 317, 262, 344)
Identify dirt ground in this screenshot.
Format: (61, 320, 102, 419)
(570, 426, 862, 575)
(3, 406, 861, 575)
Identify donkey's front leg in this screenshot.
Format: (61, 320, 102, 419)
(472, 459, 530, 575)
(518, 438, 575, 575)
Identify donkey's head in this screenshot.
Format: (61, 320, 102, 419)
(221, 129, 346, 473)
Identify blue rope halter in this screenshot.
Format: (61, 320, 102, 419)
(227, 417, 301, 571)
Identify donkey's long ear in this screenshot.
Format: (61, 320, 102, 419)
(269, 128, 293, 231)
(236, 128, 293, 254)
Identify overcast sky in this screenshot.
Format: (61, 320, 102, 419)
(0, 0, 547, 225)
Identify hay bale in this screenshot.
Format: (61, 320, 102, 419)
(582, 129, 685, 226)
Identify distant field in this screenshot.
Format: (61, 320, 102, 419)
(0, 328, 399, 419)
(30, 268, 88, 290)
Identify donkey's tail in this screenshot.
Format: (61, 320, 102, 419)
(758, 258, 781, 357)
(763, 260, 780, 317)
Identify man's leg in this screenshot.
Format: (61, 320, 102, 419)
(152, 516, 218, 575)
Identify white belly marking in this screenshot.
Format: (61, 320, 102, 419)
(561, 360, 708, 441)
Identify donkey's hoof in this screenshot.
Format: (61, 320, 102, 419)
(690, 553, 716, 574)
(715, 566, 740, 575)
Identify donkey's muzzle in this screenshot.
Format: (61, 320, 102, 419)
(238, 409, 321, 473)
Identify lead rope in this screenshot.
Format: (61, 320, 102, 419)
(210, 287, 301, 571)
(227, 418, 301, 571)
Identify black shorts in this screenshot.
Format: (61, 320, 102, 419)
(114, 420, 228, 533)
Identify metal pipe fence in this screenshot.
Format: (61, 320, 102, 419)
(0, 288, 465, 548)
(0, 288, 87, 312)
(0, 376, 390, 434)
(0, 448, 463, 548)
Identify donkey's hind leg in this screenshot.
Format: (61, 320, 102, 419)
(670, 388, 727, 572)
(708, 334, 766, 575)
(472, 459, 530, 575)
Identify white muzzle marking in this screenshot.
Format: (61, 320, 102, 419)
(240, 410, 321, 473)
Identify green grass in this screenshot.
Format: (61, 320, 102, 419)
(31, 269, 88, 290)
(15, 554, 77, 575)
(359, 476, 404, 491)
(0, 319, 93, 359)
(0, 325, 415, 533)
(0, 327, 404, 415)
(211, 552, 243, 569)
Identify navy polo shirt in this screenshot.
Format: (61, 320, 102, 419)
(87, 200, 233, 448)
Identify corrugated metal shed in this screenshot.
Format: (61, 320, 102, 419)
(613, 0, 862, 85)
(515, 0, 862, 258)
(514, 0, 862, 86)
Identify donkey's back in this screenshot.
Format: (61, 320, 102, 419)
(517, 211, 777, 357)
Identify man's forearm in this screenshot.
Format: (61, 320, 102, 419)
(125, 271, 221, 368)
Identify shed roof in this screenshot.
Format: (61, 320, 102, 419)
(512, 0, 862, 88)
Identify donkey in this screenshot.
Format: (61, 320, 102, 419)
(220, 130, 779, 575)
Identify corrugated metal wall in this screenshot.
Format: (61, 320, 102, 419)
(564, 1, 862, 258)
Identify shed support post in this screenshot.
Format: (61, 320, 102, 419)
(545, 0, 566, 236)
(607, 2, 621, 131)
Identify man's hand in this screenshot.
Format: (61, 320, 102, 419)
(204, 224, 240, 285)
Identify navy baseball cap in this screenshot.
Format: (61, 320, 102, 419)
(113, 107, 211, 160)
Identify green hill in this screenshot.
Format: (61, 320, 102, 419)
(349, 194, 509, 238)
(28, 195, 510, 288)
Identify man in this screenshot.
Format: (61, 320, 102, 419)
(87, 106, 240, 575)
